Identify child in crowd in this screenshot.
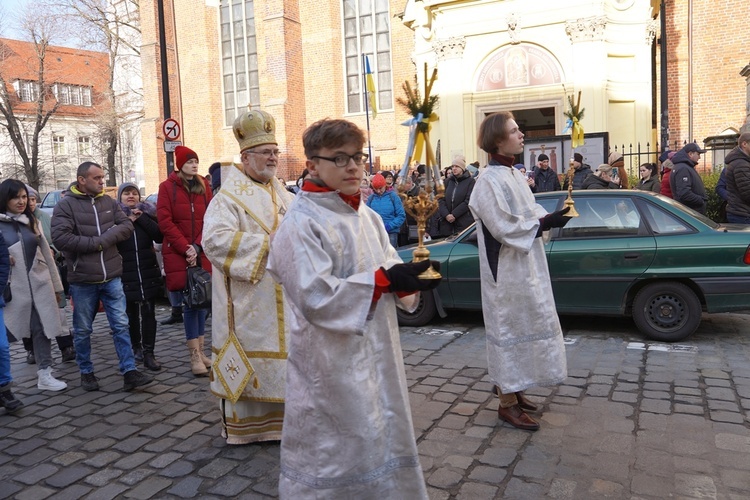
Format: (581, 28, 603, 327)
(267, 118, 439, 499)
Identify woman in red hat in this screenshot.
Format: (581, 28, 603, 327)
(156, 145, 213, 376)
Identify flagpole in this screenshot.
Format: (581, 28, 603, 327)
(362, 53, 374, 175)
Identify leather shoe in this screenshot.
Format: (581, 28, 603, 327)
(497, 404, 540, 431)
(515, 391, 539, 412)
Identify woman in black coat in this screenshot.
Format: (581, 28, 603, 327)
(117, 183, 164, 371)
(437, 157, 476, 236)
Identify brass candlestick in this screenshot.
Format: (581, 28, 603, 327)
(564, 157, 580, 217)
(398, 181, 443, 279)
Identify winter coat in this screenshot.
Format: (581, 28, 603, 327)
(724, 146, 750, 219)
(437, 169, 476, 235)
(117, 202, 164, 302)
(157, 172, 212, 292)
(563, 165, 593, 190)
(51, 187, 134, 283)
(635, 177, 661, 193)
(366, 189, 406, 234)
(582, 174, 619, 190)
(660, 162, 674, 198)
(669, 150, 707, 214)
(0, 213, 64, 340)
(532, 167, 561, 193)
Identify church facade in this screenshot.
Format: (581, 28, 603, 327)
(138, 0, 748, 193)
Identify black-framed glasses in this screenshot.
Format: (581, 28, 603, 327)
(247, 148, 281, 157)
(311, 153, 369, 168)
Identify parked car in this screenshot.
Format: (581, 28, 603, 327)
(39, 190, 63, 215)
(397, 190, 750, 342)
(40, 186, 121, 215)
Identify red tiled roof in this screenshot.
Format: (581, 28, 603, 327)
(0, 37, 111, 118)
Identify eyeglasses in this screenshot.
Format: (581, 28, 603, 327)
(247, 148, 281, 157)
(311, 153, 369, 168)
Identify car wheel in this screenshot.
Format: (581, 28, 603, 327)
(396, 289, 437, 326)
(632, 282, 701, 342)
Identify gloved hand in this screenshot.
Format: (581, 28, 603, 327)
(538, 207, 572, 233)
(381, 260, 441, 293)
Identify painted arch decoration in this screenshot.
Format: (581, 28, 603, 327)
(476, 43, 564, 91)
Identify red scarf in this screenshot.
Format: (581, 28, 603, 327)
(301, 179, 361, 211)
(489, 153, 516, 168)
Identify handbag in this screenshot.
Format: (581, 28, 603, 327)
(182, 257, 212, 309)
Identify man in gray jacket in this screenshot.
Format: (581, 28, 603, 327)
(52, 162, 154, 392)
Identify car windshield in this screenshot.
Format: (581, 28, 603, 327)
(41, 191, 61, 208)
(654, 194, 719, 229)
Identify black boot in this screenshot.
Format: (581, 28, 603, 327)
(23, 337, 36, 365)
(133, 346, 144, 364)
(0, 383, 23, 414)
(161, 306, 183, 325)
(143, 351, 162, 371)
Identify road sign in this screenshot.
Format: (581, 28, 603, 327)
(162, 118, 181, 141)
(164, 140, 182, 153)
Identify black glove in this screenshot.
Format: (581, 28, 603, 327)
(381, 260, 441, 293)
(537, 207, 572, 236)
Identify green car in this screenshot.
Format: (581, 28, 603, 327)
(397, 190, 750, 342)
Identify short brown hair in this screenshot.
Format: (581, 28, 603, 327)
(303, 119, 366, 158)
(477, 111, 514, 154)
(739, 132, 750, 147)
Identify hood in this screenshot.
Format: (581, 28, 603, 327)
(671, 149, 695, 167)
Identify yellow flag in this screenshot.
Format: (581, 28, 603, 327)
(365, 55, 377, 119)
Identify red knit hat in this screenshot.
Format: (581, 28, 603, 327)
(174, 145, 198, 171)
(371, 174, 386, 189)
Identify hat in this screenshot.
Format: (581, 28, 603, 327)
(208, 162, 222, 192)
(537, 153, 549, 162)
(371, 174, 386, 189)
(658, 150, 671, 163)
(25, 184, 39, 201)
(573, 153, 583, 163)
(174, 145, 198, 171)
(608, 152, 623, 165)
(597, 163, 614, 174)
(668, 151, 676, 160)
(684, 143, 706, 154)
(233, 109, 277, 152)
(117, 182, 140, 201)
(513, 163, 525, 170)
(380, 170, 394, 179)
(452, 157, 466, 171)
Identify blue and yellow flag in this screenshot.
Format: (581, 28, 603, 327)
(365, 55, 377, 119)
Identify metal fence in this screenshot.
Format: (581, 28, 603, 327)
(612, 136, 738, 178)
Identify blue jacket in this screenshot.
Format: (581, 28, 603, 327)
(366, 190, 406, 234)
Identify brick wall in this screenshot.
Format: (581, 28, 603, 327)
(663, 0, 748, 154)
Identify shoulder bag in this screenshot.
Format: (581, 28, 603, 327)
(183, 256, 211, 309)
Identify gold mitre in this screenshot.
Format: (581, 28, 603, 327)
(233, 109, 277, 152)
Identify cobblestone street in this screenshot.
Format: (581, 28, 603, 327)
(1, 307, 749, 499)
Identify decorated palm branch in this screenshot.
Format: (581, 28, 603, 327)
(395, 63, 442, 279)
(563, 91, 584, 217)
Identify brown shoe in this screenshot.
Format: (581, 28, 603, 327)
(515, 391, 539, 412)
(497, 404, 540, 431)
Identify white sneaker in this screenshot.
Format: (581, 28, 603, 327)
(37, 367, 67, 392)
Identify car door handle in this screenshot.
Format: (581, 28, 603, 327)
(623, 253, 641, 260)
